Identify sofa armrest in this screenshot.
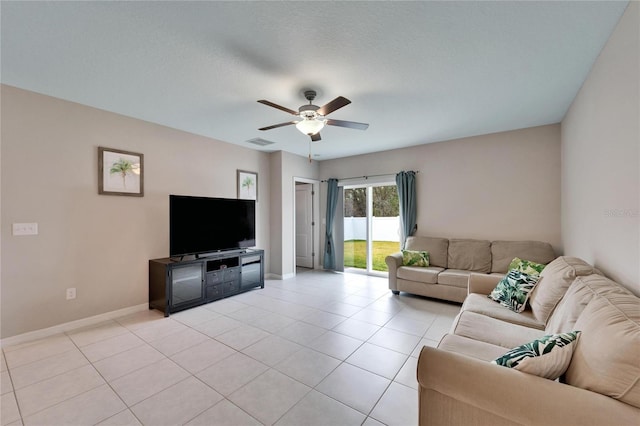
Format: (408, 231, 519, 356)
(417, 346, 638, 426)
(385, 252, 403, 291)
(468, 273, 502, 295)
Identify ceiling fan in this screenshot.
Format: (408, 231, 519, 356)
(258, 90, 369, 141)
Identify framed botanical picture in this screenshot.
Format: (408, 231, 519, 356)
(98, 147, 144, 196)
(237, 170, 258, 201)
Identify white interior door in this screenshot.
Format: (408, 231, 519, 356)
(295, 183, 314, 268)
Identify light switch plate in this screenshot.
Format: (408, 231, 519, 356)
(12, 223, 38, 236)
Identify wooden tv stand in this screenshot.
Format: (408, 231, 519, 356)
(149, 249, 264, 317)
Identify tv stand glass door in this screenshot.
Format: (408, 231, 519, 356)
(170, 263, 204, 307)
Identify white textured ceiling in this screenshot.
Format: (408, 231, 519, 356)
(1, 1, 628, 160)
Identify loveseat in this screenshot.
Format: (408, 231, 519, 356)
(417, 256, 640, 425)
(385, 236, 556, 303)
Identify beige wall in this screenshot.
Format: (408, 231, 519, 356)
(319, 124, 562, 253)
(268, 151, 319, 278)
(561, 2, 639, 294)
(1, 85, 272, 338)
(268, 152, 284, 277)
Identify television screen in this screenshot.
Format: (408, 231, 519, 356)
(170, 195, 255, 257)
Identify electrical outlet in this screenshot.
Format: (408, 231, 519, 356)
(66, 288, 76, 300)
(12, 223, 38, 236)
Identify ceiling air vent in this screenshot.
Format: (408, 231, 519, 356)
(246, 137, 276, 147)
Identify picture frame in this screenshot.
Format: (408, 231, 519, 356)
(98, 147, 144, 197)
(237, 170, 258, 201)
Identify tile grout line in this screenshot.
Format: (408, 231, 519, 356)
(4, 273, 452, 425)
(63, 320, 200, 424)
(181, 292, 368, 425)
(3, 350, 25, 425)
(99, 314, 263, 424)
(94, 312, 261, 425)
(182, 374, 265, 425)
(175, 312, 302, 425)
(64, 329, 148, 426)
(4, 339, 106, 422)
(13, 359, 104, 422)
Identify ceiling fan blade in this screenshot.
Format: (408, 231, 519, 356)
(258, 121, 297, 131)
(311, 133, 322, 142)
(326, 119, 369, 130)
(257, 100, 298, 116)
(317, 96, 351, 116)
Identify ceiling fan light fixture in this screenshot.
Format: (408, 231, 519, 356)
(258, 91, 367, 139)
(296, 118, 325, 135)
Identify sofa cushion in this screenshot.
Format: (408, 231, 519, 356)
(438, 334, 508, 362)
(492, 331, 580, 380)
(491, 240, 555, 273)
(402, 249, 429, 267)
(437, 269, 472, 289)
(529, 256, 601, 324)
(462, 293, 544, 330)
(397, 279, 467, 303)
(565, 289, 640, 408)
(405, 236, 448, 268)
(397, 266, 443, 284)
(451, 310, 545, 349)
(488, 270, 540, 313)
(448, 239, 491, 272)
(545, 274, 620, 334)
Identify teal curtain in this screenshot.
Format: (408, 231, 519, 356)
(396, 171, 417, 249)
(323, 178, 339, 270)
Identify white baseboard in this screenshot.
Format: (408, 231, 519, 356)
(0, 303, 148, 348)
(265, 272, 296, 280)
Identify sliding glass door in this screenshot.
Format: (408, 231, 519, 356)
(344, 187, 367, 271)
(343, 183, 400, 274)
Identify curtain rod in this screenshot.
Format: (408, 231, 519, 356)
(321, 170, 419, 183)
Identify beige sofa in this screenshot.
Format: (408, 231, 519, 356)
(386, 236, 556, 303)
(417, 256, 640, 426)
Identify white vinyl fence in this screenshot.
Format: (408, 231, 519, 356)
(344, 217, 400, 242)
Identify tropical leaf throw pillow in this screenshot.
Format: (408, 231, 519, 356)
(401, 250, 429, 267)
(508, 257, 546, 277)
(492, 331, 581, 380)
(488, 269, 540, 312)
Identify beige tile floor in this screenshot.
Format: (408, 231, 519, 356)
(0, 270, 460, 426)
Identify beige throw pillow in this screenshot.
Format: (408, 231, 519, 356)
(405, 236, 448, 268)
(564, 295, 640, 408)
(529, 256, 600, 324)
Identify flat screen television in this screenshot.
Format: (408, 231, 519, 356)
(170, 195, 255, 257)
